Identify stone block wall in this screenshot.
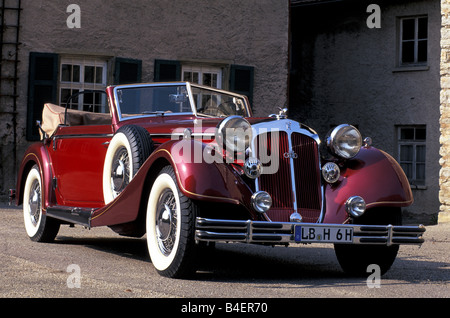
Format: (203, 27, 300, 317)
(440, 0, 450, 222)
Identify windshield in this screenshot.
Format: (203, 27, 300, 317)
(116, 85, 191, 118)
(115, 83, 249, 120)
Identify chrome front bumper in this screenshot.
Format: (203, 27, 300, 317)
(195, 217, 426, 246)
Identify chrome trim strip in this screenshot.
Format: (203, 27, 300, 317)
(195, 217, 426, 245)
(53, 133, 114, 139)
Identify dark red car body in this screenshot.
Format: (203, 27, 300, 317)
(12, 82, 425, 278)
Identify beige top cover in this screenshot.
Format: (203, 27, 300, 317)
(40, 103, 111, 139)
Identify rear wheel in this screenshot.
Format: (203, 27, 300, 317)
(334, 207, 402, 276)
(146, 166, 197, 278)
(23, 165, 60, 242)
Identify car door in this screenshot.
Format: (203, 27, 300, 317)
(48, 124, 113, 208)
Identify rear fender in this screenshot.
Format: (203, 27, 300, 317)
(323, 147, 413, 224)
(16, 142, 55, 209)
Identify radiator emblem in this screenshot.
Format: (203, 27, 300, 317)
(283, 151, 298, 159)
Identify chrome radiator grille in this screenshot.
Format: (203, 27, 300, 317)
(256, 131, 322, 223)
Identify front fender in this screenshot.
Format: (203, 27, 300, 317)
(157, 139, 255, 213)
(323, 147, 413, 224)
(90, 139, 256, 227)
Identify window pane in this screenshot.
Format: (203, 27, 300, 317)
(84, 92, 93, 104)
(61, 88, 79, 109)
(401, 163, 413, 179)
(61, 64, 71, 82)
(62, 65, 80, 82)
(95, 67, 103, 84)
(400, 128, 414, 140)
(193, 72, 199, 83)
(95, 92, 102, 105)
(60, 88, 71, 103)
(416, 145, 426, 162)
(402, 19, 415, 40)
(183, 71, 192, 82)
(400, 145, 413, 161)
(416, 127, 426, 140)
(416, 163, 425, 180)
(418, 17, 428, 39)
(203, 73, 212, 87)
(84, 66, 95, 83)
(73, 65, 80, 82)
(402, 42, 415, 63)
(418, 40, 427, 62)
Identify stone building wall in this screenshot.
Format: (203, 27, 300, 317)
(0, 0, 289, 200)
(439, 0, 450, 222)
(291, 0, 441, 224)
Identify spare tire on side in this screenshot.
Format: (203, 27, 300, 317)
(103, 125, 153, 204)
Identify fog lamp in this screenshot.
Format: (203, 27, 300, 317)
(345, 196, 366, 218)
(251, 191, 272, 213)
(322, 162, 340, 184)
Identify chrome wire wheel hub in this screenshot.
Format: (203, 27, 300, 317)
(155, 189, 178, 256)
(28, 179, 41, 226)
(111, 147, 130, 196)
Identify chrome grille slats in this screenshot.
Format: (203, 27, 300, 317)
(251, 120, 323, 223)
(257, 131, 292, 209)
(291, 133, 322, 222)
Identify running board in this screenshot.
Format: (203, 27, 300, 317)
(46, 206, 93, 228)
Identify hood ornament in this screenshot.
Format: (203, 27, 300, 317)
(269, 107, 288, 120)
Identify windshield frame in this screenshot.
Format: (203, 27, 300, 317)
(113, 82, 251, 121)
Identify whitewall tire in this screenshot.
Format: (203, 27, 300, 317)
(103, 125, 153, 204)
(23, 165, 59, 242)
(146, 166, 197, 278)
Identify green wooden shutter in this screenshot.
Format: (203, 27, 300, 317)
(154, 59, 181, 82)
(27, 52, 58, 141)
(114, 58, 142, 85)
(230, 65, 254, 107)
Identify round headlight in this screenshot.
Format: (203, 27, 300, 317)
(216, 116, 252, 153)
(251, 191, 272, 213)
(327, 124, 362, 159)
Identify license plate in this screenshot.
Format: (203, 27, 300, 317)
(294, 225, 353, 243)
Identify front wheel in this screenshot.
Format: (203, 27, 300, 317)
(334, 207, 402, 276)
(146, 166, 197, 278)
(23, 165, 60, 242)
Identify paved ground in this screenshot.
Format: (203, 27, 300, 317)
(0, 203, 448, 304)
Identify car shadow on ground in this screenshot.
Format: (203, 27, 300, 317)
(53, 233, 448, 285)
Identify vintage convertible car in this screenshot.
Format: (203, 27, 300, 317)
(11, 82, 425, 278)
